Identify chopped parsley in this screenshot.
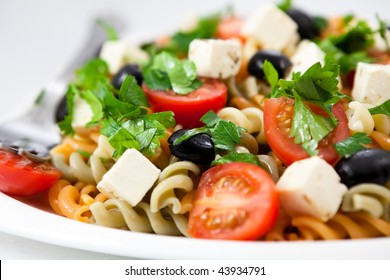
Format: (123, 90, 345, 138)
(96, 19, 119, 41)
(142, 51, 202, 94)
(334, 132, 372, 158)
(266, 61, 349, 156)
(211, 152, 261, 167)
(368, 99, 390, 117)
(58, 58, 175, 158)
(317, 17, 376, 74)
(174, 110, 246, 153)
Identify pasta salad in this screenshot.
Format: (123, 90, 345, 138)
(0, 0, 390, 241)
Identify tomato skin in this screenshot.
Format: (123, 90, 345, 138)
(0, 149, 61, 197)
(188, 162, 279, 240)
(264, 97, 349, 166)
(215, 17, 245, 42)
(143, 78, 227, 128)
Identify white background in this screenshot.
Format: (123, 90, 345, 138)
(0, 0, 389, 259)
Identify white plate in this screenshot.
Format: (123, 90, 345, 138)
(1, 192, 390, 259)
(1, 0, 390, 260)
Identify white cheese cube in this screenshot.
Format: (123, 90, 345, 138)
(97, 149, 161, 206)
(288, 40, 325, 77)
(276, 156, 348, 221)
(241, 3, 298, 51)
(71, 94, 93, 134)
(352, 62, 390, 106)
(188, 39, 242, 79)
(99, 40, 149, 74)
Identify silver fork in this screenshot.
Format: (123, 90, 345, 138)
(0, 15, 125, 148)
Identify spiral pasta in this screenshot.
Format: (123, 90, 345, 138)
(342, 183, 390, 221)
(217, 107, 267, 144)
(346, 101, 375, 135)
(265, 211, 390, 241)
(150, 161, 201, 214)
(90, 199, 189, 236)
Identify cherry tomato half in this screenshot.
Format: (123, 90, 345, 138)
(0, 149, 61, 196)
(188, 162, 279, 240)
(215, 17, 245, 42)
(264, 97, 349, 166)
(142, 78, 227, 128)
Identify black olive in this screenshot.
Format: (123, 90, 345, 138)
(55, 95, 68, 123)
(335, 149, 390, 188)
(286, 9, 319, 40)
(168, 129, 215, 165)
(111, 64, 143, 89)
(247, 50, 292, 80)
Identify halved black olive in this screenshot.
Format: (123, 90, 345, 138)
(247, 50, 292, 80)
(168, 129, 215, 165)
(286, 8, 319, 40)
(111, 64, 143, 89)
(335, 149, 390, 187)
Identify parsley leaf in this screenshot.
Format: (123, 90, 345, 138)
(58, 85, 77, 136)
(211, 153, 261, 167)
(74, 58, 110, 89)
(118, 75, 149, 107)
(96, 19, 119, 41)
(290, 94, 335, 156)
(271, 62, 349, 156)
(263, 60, 279, 91)
(143, 51, 202, 94)
(368, 99, 390, 117)
(174, 110, 245, 153)
(277, 0, 292, 12)
(334, 132, 371, 158)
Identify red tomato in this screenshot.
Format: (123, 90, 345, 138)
(264, 97, 349, 166)
(188, 162, 279, 240)
(143, 78, 227, 128)
(0, 149, 61, 196)
(215, 17, 245, 42)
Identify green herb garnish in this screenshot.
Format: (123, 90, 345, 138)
(142, 51, 202, 94)
(96, 19, 119, 41)
(368, 99, 390, 117)
(34, 90, 46, 105)
(334, 132, 372, 158)
(277, 0, 292, 12)
(174, 110, 246, 153)
(266, 61, 348, 156)
(211, 153, 261, 167)
(59, 59, 175, 158)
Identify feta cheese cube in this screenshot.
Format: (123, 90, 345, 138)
(188, 39, 242, 79)
(241, 3, 298, 51)
(71, 94, 93, 134)
(352, 62, 390, 106)
(97, 149, 161, 206)
(276, 156, 348, 221)
(99, 40, 149, 74)
(288, 40, 325, 77)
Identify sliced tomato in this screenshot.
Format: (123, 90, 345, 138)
(143, 78, 227, 128)
(215, 17, 245, 42)
(188, 162, 279, 240)
(264, 97, 349, 166)
(0, 149, 61, 196)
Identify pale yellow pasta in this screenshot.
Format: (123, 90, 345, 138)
(373, 114, 390, 136)
(342, 183, 390, 221)
(90, 199, 188, 236)
(150, 161, 200, 214)
(89, 135, 116, 183)
(346, 101, 375, 135)
(217, 106, 266, 144)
